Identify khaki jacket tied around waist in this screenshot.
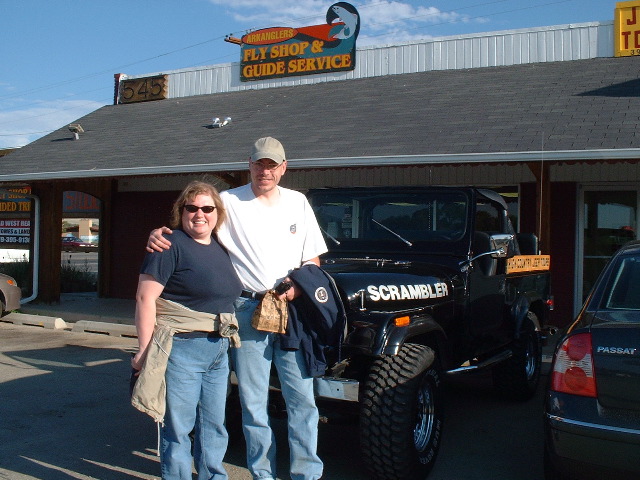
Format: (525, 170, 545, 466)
(131, 297, 240, 423)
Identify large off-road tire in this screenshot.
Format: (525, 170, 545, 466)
(492, 311, 541, 401)
(360, 344, 443, 480)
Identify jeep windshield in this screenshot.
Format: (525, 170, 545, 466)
(308, 188, 470, 253)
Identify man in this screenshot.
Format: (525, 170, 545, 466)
(147, 137, 327, 480)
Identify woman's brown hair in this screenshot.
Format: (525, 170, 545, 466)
(169, 181, 226, 233)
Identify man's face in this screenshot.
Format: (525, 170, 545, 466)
(250, 157, 286, 194)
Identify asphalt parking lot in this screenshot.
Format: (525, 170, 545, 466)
(0, 318, 552, 480)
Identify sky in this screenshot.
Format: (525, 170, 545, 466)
(1, 0, 615, 149)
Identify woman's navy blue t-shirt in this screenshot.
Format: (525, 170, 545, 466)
(140, 229, 242, 314)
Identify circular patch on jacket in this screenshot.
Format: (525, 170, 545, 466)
(315, 287, 329, 303)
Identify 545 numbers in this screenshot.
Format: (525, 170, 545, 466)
(119, 75, 168, 104)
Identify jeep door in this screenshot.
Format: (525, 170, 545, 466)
(468, 195, 509, 341)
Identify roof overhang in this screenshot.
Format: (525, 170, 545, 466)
(0, 148, 638, 183)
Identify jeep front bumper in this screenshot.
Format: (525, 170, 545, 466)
(314, 377, 359, 402)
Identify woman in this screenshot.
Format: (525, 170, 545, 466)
(131, 180, 242, 480)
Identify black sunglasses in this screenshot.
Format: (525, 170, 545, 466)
(184, 205, 216, 213)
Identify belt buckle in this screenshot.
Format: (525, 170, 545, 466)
(242, 289, 263, 300)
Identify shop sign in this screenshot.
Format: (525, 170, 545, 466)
(237, 2, 359, 82)
(63, 191, 100, 215)
(615, 1, 640, 56)
(0, 187, 31, 246)
(0, 219, 30, 245)
(0, 187, 31, 213)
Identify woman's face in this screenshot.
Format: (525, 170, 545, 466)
(181, 193, 217, 243)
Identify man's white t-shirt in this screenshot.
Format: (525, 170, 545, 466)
(217, 183, 328, 293)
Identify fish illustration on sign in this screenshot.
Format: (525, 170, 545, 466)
(328, 3, 360, 40)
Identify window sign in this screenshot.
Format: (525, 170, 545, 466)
(0, 219, 30, 245)
(63, 191, 100, 216)
(615, 1, 640, 56)
(0, 187, 31, 213)
(0, 187, 31, 247)
(236, 2, 360, 82)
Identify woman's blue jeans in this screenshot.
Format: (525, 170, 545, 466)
(161, 334, 230, 480)
(231, 297, 323, 480)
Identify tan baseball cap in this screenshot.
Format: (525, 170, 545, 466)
(251, 136, 286, 164)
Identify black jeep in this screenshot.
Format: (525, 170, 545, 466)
(304, 186, 553, 480)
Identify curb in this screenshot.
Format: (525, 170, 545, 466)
(72, 320, 137, 337)
(1, 312, 137, 338)
(2, 312, 68, 330)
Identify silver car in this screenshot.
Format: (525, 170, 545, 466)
(0, 273, 21, 316)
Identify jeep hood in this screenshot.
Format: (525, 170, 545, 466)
(322, 259, 460, 312)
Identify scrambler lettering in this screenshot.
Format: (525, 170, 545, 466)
(367, 282, 449, 301)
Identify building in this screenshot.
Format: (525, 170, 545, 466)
(1, 10, 638, 326)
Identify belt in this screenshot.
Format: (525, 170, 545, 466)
(174, 331, 221, 339)
(240, 289, 265, 301)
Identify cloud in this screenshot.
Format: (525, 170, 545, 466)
(1, 1, 488, 149)
(0, 99, 104, 149)
(209, 0, 327, 27)
(207, 0, 475, 46)
(357, 3, 451, 45)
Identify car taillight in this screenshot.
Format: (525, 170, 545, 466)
(550, 333, 597, 397)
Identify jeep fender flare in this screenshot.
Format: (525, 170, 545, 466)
(510, 295, 541, 338)
(380, 314, 447, 356)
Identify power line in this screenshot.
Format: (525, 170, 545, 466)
(361, 0, 575, 40)
(1, 0, 576, 105)
(0, 86, 111, 116)
(0, 35, 231, 103)
(0, 96, 112, 129)
(0, 0, 515, 104)
(0, 0, 581, 145)
(363, 0, 511, 30)
(0, 130, 54, 137)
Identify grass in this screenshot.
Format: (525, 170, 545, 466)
(60, 258, 97, 292)
(0, 258, 96, 295)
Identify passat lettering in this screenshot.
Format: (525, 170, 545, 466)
(596, 346, 638, 355)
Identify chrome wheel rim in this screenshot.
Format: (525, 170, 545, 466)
(414, 378, 435, 452)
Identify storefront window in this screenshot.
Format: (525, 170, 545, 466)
(582, 190, 637, 301)
(61, 191, 100, 292)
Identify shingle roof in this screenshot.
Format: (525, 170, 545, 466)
(2, 56, 640, 181)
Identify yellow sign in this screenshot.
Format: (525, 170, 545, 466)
(506, 255, 550, 274)
(615, 1, 640, 56)
(0, 187, 31, 245)
(0, 186, 31, 213)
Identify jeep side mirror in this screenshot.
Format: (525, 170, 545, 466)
(489, 233, 515, 258)
(460, 233, 515, 273)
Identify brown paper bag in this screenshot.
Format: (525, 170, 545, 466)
(251, 290, 288, 334)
